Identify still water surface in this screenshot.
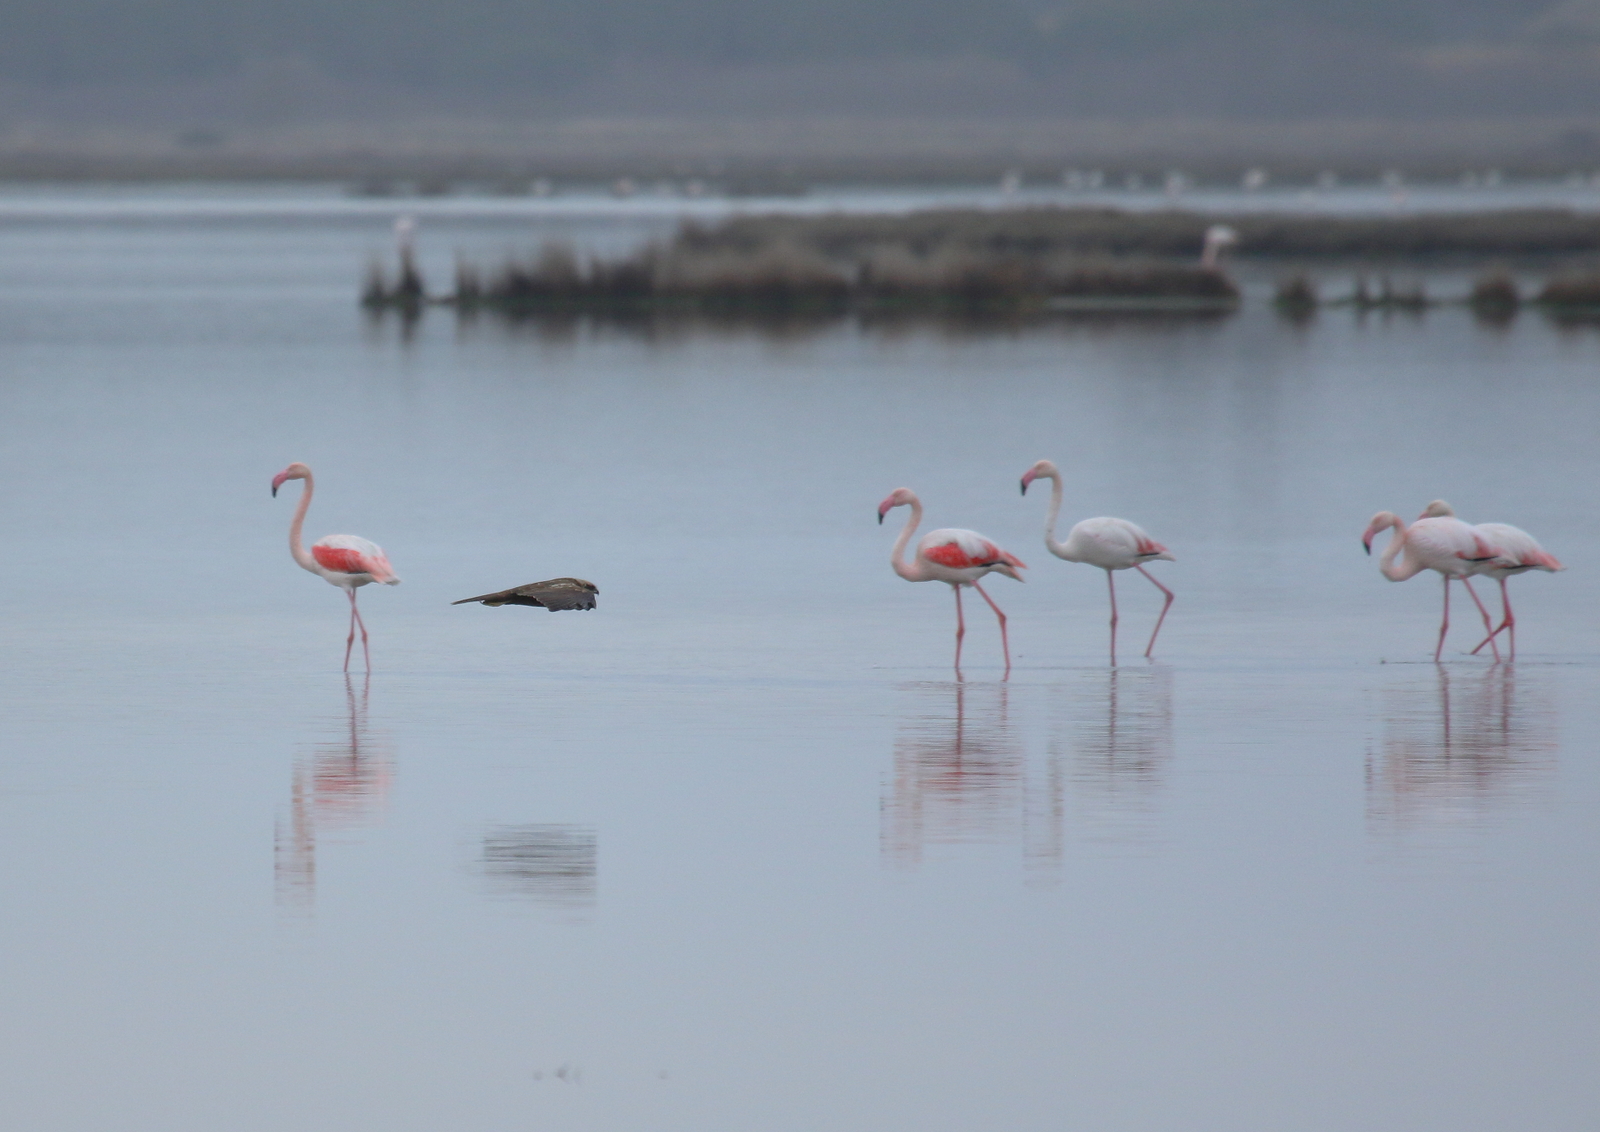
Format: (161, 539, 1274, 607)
(0, 194, 1597, 1131)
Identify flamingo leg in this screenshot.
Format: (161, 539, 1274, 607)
(970, 579, 1011, 677)
(1435, 576, 1450, 663)
(1106, 569, 1119, 665)
(344, 589, 358, 671)
(1135, 565, 1174, 658)
(952, 584, 966, 674)
(1470, 579, 1515, 660)
(351, 589, 372, 671)
(1461, 579, 1500, 663)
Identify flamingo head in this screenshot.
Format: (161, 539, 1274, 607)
(1362, 510, 1402, 554)
(1019, 459, 1059, 496)
(271, 462, 311, 497)
(877, 487, 917, 525)
(1417, 499, 1455, 520)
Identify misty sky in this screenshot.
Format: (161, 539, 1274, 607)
(3, 0, 1600, 121)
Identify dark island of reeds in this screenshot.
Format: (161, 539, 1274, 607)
(362, 205, 1600, 322)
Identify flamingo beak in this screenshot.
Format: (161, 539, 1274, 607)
(1362, 535, 1373, 555)
(271, 471, 289, 497)
(877, 508, 886, 525)
(1020, 470, 1037, 495)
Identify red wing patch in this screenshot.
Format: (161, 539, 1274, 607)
(312, 545, 373, 575)
(925, 541, 998, 570)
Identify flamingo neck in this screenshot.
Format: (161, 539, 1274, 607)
(890, 496, 926, 581)
(1376, 516, 1423, 582)
(1039, 470, 1070, 558)
(287, 474, 320, 575)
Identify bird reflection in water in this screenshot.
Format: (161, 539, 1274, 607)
(882, 681, 1061, 876)
(1062, 666, 1174, 844)
(480, 824, 597, 916)
(1368, 664, 1556, 833)
(275, 674, 394, 909)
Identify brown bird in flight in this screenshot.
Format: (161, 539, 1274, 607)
(452, 578, 599, 611)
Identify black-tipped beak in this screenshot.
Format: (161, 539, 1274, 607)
(271, 484, 279, 497)
(877, 511, 884, 525)
(1020, 480, 1028, 496)
(1362, 540, 1371, 556)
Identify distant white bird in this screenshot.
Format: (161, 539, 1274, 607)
(1201, 225, 1238, 268)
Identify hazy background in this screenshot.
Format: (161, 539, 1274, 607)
(8, 0, 1600, 179)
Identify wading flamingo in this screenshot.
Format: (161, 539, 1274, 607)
(1019, 459, 1175, 662)
(1362, 503, 1504, 662)
(878, 487, 1025, 675)
(1416, 502, 1564, 660)
(272, 463, 400, 671)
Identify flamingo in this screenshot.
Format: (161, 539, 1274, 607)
(1415, 502, 1565, 660)
(878, 487, 1026, 675)
(271, 463, 400, 671)
(1019, 459, 1175, 662)
(1362, 502, 1504, 662)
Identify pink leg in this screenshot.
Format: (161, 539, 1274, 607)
(952, 584, 966, 674)
(1461, 579, 1500, 663)
(1435, 576, 1450, 662)
(1470, 579, 1515, 660)
(344, 590, 358, 671)
(970, 580, 1012, 676)
(1105, 569, 1119, 664)
(1135, 565, 1174, 658)
(350, 590, 372, 670)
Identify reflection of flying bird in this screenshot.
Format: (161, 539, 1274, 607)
(452, 578, 599, 610)
(271, 462, 401, 671)
(1415, 502, 1564, 660)
(1020, 459, 1175, 661)
(878, 487, 1026, 674)
(1362, 502, 1503, 662)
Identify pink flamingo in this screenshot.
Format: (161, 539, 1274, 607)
(272, 463, 401, 671)
(1362, 502, 1504, 662)
(1019, 459, 1175, 662)
(878, 487, 1026, 675)
(1414, 503, 1565, 660)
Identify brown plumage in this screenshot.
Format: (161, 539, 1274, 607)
(452, 577, 598, 611)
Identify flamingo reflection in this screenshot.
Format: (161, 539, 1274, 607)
(882, 682, 1062, 874)
(275, 675, 394, 908)
(1060, 666, 1174, 843)
(1368, 664, 1556, 833)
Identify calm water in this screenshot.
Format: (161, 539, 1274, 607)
(0, 190, 1597, 1131)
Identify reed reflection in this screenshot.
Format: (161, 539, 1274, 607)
(480, 824, 597, 915)
(882, 681, 1062, 875)
(1060, 666, 1174, 843)
(1368, 664, 1557, 833)
(275, 675, 394, 909)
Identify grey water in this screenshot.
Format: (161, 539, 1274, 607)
(1, 190, 1598, 1132)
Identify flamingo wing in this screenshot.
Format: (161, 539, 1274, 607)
(922, 530, 1024, 571)
(312, 535, 398, 582)
(452, 577, 599, 610)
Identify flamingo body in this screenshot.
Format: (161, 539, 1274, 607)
(878, 488, 1025, 674)
(310, 536, 399, 587)
(1020, 459, 1176, 661)
(917, 529, 1026, 582)
(1054, 516, 1174, 571)
(273, 462, 399, 670)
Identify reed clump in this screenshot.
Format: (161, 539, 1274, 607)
(1469, 271, 1520, 320)
(1535, 273, 1600, 308)
(1273, 274, 1318, 318)
(448, 239, 1239, 315)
